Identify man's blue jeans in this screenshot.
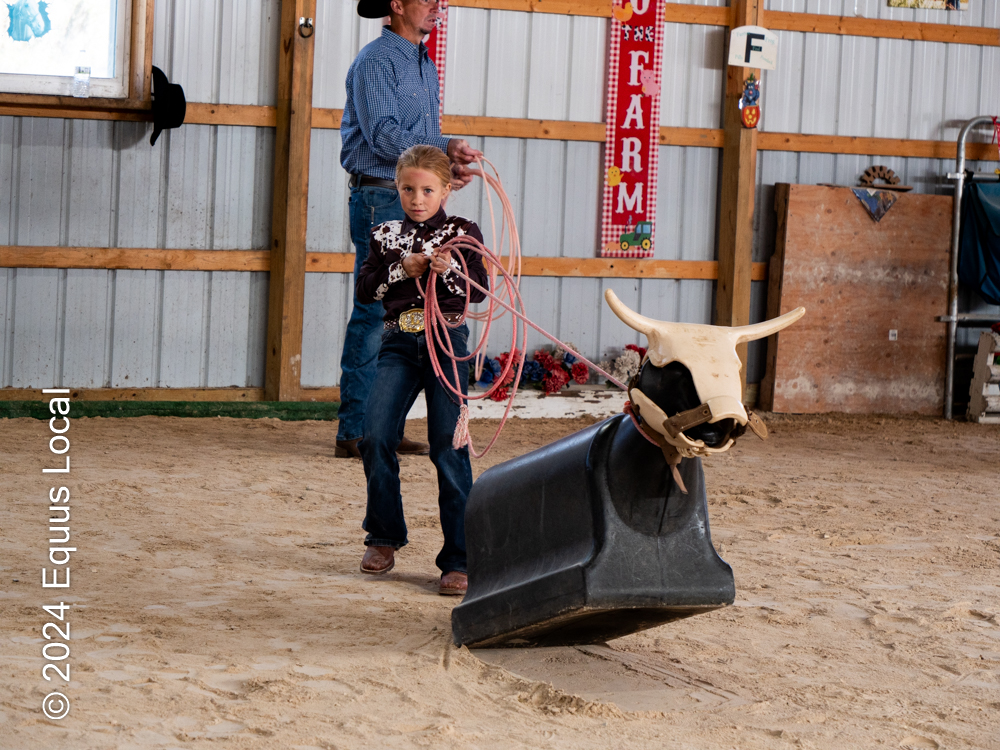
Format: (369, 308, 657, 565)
(337, 185, 404, 442)
(359, 325, 472, 574)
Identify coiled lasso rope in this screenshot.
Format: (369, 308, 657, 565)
(413, 157, 628, 459)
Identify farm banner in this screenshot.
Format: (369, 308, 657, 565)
(601, 0, 667, 259)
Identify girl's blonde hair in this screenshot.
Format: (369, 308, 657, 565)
(395, 144, 452, 188)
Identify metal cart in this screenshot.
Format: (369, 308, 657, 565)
(942, 116, 1000, 419)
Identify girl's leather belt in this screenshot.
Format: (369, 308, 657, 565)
(384, 309, 463, 333)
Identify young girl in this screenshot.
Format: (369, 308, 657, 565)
(354, 144, 489, 596)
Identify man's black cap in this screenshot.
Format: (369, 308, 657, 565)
(150, 66, 186, 146)
(357, 0, 392, 19)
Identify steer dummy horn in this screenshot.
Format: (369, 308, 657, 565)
(605, 289, 805, 426)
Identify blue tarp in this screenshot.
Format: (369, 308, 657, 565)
(959, 182, 1000, 306)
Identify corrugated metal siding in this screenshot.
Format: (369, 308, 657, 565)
(155, 0, 280, 105)
(0, 0, 280, 388)
(0, 116, 273, 388)
(4, 1, 998, 390)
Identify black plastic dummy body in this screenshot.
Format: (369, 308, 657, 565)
(451, 413, 735, 648)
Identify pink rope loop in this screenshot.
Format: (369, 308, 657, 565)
(422, 157, 627, 459)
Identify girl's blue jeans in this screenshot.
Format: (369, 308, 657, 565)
(359, 324, 472, 574)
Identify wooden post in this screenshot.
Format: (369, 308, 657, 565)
(265, 0, 315, 401)
(716, 0, 760, 396)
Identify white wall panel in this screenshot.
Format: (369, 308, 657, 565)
(0, 118, 15, 245)
(561, 141, 602, 258)
(444, 7, 490, 116)
(207, 271, 253, 387)
(159, 270, 209, 386)
(165, 126, 214, 249)
(16, 118, 67, 247)
(559, 278, 602, 359)
(110, 270, 161, 387)
(306, 128, 351, 253)
(0, 269, 12, 385)
(245, 273, 269, 387)
(485, 12, 531, 118)
(837, 35, 878, 136)
(213, 127, 262, 249)
(598, 278, 642, 356)
(526, 14, 573, 120)
(521, 140, 566, 253)
(11, 268, 60, 387)
(660, 23, 726, 129)
(116, 122, 166, 248)
(567, 17, 607, 122)
(67, 121, 116, 247)
(301, 273, 352, 387)
(153, 0, 280, 106)
(219, 0, 281, 105)
(63, 269, 114, 388)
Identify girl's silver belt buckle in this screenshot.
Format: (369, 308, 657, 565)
(398, 308, 425, 333)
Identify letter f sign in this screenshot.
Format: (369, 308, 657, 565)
(744, 33, 765, 64)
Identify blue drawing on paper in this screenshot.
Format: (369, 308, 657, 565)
(7, 1, 51, 42)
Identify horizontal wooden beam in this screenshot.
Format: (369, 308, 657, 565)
(4, 100, 997, 161)
(0, 387, 265, 402)
(766, 10, 1000, 47)
(448, 0, 999, 47)
(0, 386, 341, 403)
(660, 126, 724, 148)
(0, 246, 271, 271)
(0, 246, 766, 280)
(443, 113, 604, 141)
(758, 131, 999, 161)
(186, 102, 278, 127)
(313, 109, 997, 160)
(301, 387, 341, 402)
(450, 0, 611, 17)
(521, 257, 769, 281)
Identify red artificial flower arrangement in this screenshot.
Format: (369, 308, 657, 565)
(476, 345, 591, 398)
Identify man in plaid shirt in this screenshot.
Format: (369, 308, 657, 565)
(336, 0, 481, 459)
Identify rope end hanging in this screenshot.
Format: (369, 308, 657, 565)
(452, 403, 470, 450)
(669, 459, 689, 495)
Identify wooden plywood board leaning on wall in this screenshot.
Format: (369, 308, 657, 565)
(760, 184, 951, 415)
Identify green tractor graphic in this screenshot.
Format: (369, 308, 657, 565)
(618, 220, 653, 252)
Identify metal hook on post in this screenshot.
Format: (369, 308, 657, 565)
(298, 17, 314, 38)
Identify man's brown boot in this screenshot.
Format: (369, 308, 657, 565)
(335, 438, 361, 459)
(397, 436, 429, 455)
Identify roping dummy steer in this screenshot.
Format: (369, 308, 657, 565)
(452, 290, 805, 647)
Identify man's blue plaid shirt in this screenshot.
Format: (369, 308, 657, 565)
(340, 27, 451, 181)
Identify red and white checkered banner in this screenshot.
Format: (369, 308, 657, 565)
(426, 0, 449, 116)
(601, 0, 666, 259)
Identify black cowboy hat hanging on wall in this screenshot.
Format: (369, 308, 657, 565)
(150, 66, 186, 146)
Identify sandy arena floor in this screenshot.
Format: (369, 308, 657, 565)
(1, 412, 999, 749)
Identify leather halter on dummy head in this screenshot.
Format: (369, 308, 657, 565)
(605, 289, 805, 492)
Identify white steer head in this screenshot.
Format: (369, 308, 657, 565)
(605, 289, 805, 458)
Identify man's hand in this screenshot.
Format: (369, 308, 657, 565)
(447, 139, 482, 191)
(447, 138, 482, 166)
(402, 252, 431, 278)
(430, 249, 452, 275)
